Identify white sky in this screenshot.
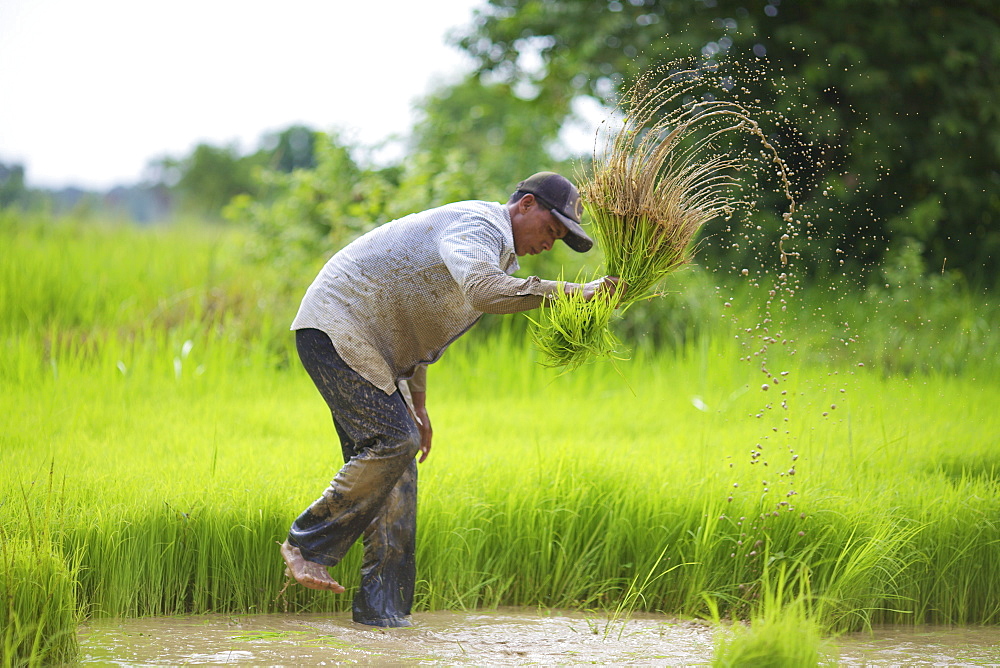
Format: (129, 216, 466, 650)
(0, 0, 485, 189)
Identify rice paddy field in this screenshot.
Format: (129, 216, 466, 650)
(2, 212, 999, 665)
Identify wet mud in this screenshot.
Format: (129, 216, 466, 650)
(78, 609, 1000, 666)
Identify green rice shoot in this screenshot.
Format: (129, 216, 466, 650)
(527, 275, 622, 370)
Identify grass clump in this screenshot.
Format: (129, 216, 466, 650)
(713, 608, 827, 668)
(0, 539, 78, 667)
(532, 63, 786, 368)
(711, 565, 832, 667)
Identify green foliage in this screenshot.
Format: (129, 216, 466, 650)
(154, 143, 261, 217)
(370, 72, 582, 229)
(147, 125, 322, 220)
(408, 74, 569, 200)
(223, 132, 398, 283)
(386, 149, 494, 221)
(260, 125, 320, 173)
(221, 72, 586, 280)
(0, 162, 27, 209)
(457, 0, 1000, 284)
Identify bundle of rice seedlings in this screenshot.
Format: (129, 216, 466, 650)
(532, 64, 773, 369)
(528, 276, 621, 370)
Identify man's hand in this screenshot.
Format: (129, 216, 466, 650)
(579, 276, 623, 301)
(410, 390, 432, 463)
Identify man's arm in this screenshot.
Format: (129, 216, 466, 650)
(464, 271, 621, 311)
(411, 390, 431, 463)
(408, 365, 431, 463)
(439, 219, 592, 314)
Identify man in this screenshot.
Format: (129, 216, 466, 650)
(281, 171, 618, 627)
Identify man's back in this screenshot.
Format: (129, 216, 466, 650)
(291, 200, 519, 393)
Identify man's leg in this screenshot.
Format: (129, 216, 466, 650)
(352, 457, 417, 627)
(284, 329, 420, 605)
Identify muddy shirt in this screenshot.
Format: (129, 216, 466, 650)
(291, 200, 566, 395)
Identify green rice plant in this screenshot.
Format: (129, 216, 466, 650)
(712, 564, 832, 667)
(805, 518, 922, 633)
(5, 313, 999, 632)
(0, 461, 78, 667)
(888, 474, 1000, 626)
(600, 545, 695, 641)
(0, 211, 302, 374)
(4, 213, 1000, 647)
(0, 539, 78, 667)
(527, 279, 621, 370)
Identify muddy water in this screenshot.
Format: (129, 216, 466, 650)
(837, 625, 1000, 666)
(78, 609, 1000, 666)
(78, 610, 714, 665)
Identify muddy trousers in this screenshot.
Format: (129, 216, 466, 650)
(289, 328, 420, 628)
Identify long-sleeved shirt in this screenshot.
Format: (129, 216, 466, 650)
(291, 200, 566, 395)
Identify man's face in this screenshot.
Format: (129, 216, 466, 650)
(512, 195, 569, 256)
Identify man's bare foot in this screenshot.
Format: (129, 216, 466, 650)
(280, 540, 346, 593)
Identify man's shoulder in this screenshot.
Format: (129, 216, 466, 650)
(430, 199, 504, 219)
(432, 200, 510, 237)
(363, 200, 511, 257)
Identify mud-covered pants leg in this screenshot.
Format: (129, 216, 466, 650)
(289, 328, 419, 628)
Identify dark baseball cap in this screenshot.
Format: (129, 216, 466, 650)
(515, 172, 594, 252)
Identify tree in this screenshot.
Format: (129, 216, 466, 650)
(224, 131, 398, 283)
(164, 143, 261, 217)
(408, 74, 568, 194)
(456, 0, 1000, 283)
(258, 125, 320, 173)
(0, 161, 27, 209)
(369, 71, 575, 225)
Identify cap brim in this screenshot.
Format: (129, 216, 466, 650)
(552, 209, 594, 253)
